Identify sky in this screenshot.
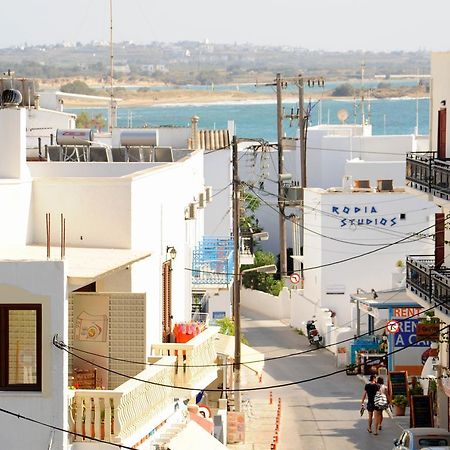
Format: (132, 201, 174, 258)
(2, 0, 450, 52)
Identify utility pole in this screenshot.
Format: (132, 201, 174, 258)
(276, 73, 287, 277)
(232, 135, 241, 412)
(298, 75, 306, 277)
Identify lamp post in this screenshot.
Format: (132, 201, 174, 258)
(233, 263, 276, 411)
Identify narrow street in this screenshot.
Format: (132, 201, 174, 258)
(237, 307, 409, 450)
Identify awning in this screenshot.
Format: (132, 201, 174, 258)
(0, 245, 151, 288)
(214, 333, 265, 375)
(167, 420, 229, 450)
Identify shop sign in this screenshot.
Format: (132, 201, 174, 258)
(331, 205, 398, 228)
(393, 318, 431, 348)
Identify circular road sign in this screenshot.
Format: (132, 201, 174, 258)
(386, 319, 401, 334)
(290, 273, 301, 284)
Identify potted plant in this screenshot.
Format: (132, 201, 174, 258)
(345, 363, 358, 375)
(395, 259, 405, 271)
(417, 311, 440, 342)
(392, 395, 408, 416)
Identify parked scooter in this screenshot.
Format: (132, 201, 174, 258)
(306, 319, 323, 348)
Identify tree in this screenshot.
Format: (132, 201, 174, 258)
(75, 112, 106, 131)
(331, 83, 354, 97)
(240, 190, 261, 233)
(241, 250, 284, 296)
(60, 80, 95, 95)
(216, 317, 248, 344)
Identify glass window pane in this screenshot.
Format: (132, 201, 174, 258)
(8, 309, 37, 385)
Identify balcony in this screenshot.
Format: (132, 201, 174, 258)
(151, 326, 219, 396)
(192, 237, 234, 287)
(406, 255, 450, 316)
(68, 355, 176, 446)
(406, 151, 435, 193)
(406, 151, 450, 201)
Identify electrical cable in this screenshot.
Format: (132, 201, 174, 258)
(0, 407, 137, 450)
(248, 182, 436, 245)
(54, 296, 447, 370)
(54, 320, 450, 393)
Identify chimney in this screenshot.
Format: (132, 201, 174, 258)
(435, 212, 445, 269)
(0, 107, 29, 179)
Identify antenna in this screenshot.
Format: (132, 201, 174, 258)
(337, 109, 349, 124)
(361, 60, 365, 128)
(108, 0, 116, 132)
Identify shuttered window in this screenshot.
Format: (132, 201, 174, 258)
(438, 108, 447, 160)
(0, 304, 42, 391)
(162, 261, 172, 343)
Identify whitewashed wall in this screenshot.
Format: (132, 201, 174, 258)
(241, 287, 291, 320)
(431, 52, 450, 154)
(0, 262, 68, 450)
(302, 188, 437, 327)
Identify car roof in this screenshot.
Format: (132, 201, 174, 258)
(409, 428, 450, 435)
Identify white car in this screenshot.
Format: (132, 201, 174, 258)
(393, 428, 450, 449)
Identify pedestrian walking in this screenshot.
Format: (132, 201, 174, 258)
(361, 374, 379, 434)
(374, 376, 390, 433)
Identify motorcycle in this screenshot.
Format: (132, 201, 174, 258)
(306, 320, 323, 348)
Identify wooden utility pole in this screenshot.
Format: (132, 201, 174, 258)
(232, 135, 241, 412)
(276, 74, 287, 277)
(298, 74, 306, 277)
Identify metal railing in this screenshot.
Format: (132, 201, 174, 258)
(192, 237, 234, 286)
(406, 255, 450, 314)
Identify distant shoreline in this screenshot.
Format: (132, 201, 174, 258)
(62, 91, 429, 109)
(39, 77, 429, 108)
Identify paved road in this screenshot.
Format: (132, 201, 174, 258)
(238, 307, 409, 450)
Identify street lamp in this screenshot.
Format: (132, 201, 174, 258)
(234, 263, 277, 412)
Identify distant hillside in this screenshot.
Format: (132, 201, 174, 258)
(0, 42, 430, 86)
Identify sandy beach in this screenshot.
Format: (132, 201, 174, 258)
(38, 77, 428, 108)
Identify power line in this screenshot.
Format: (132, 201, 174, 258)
(54, 319, 449, 393)
(53, 296, 445, 370)
(248, 183, 435, 246)
(0, 407, 138, 450)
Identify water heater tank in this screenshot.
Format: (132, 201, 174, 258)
(120, 130, 158, 147)
(56, 129, 94, 146)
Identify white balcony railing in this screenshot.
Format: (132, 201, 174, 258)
(151, 326, 219, 395)
(68, 356, 176, 445)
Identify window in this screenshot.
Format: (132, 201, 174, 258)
(0, 304, 42, 391)
(400, 213, 406, 220)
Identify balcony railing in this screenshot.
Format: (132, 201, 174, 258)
(406, 151, 435, 192)
(406, 255, 450, 315)
(406, 151, 450, 200)
(68, 356, 176, 445)
(192, 237, 234, 286)
(151, 326, 219, 395)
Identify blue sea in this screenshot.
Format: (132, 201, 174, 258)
(69, 95, 429, 143)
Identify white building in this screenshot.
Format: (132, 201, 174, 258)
(291, 185, 437, 333)
(0, 101, 227, 449)
(406, 51, 450, 429)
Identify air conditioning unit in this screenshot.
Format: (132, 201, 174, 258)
(205, 186, 213, 203)
(186, 202, 197, 220)
(342, 175, 352, 192)
(377, 179, 394, 192)
(198, 192, 206, 208)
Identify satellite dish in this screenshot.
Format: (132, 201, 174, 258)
(337, 108, 349, 124)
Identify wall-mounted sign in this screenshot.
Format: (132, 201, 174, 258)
(331, 205, 398, 228)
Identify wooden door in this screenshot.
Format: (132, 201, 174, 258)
(162, 261, 172, 343)
(438, 108, 447, 160)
